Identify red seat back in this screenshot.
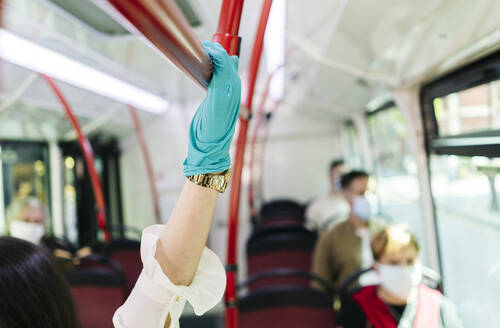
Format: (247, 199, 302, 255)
(259, 217, 304, 228)
(106, 239, 142, 297)
(71, 286, 124, 328)
(246, 227, 316, 289)
(66, 266, 125, 328)
(248, 250, 312, 289)
(239, 287, 335, 328)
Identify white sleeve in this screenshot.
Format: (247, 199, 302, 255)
(113, 225, 226, 328)
(305, 198, 321, 230)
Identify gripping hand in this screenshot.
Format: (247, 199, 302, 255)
(183, 41, 241, 176)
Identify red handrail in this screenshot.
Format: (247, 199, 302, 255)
(248, 72, 274, 218)
(212, 0, 245, 56)
(96, 0, 213, 88)
(247, 7, 338, 216)
(129, 106, 162, 224)
(42, 74, 110, 241)
(222, 1, 273, 327)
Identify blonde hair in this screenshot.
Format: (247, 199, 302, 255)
(371, 225, 419, 261)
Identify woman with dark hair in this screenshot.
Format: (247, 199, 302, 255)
(0, 236, 80, 328)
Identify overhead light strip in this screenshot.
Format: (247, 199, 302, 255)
(0, 29, 169, 114)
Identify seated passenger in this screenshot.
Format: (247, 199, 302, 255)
(0, 41, 240, 328)
(7, 197, 47, 245)
(311, 171, 384, 300)
(339, 225, 462, 328)
(305, 159, 350, 231)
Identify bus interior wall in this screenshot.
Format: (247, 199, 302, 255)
(0, 0, 500, 327)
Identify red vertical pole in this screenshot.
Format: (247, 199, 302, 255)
(212, 0, 245, 56)
(248, 74, 272, 219)
(42, 74, 110, 242)
(219, 1, 274, 327)
(129, 106, 162, 224)
(211, 2, 244, 327)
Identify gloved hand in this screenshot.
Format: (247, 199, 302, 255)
(183, 41, 241, 176)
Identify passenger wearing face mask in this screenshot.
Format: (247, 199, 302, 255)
(7, 197, 47, 245)
(339, 225, 462, 328)
(311, 171, 385, 302)
(305, 159, 350, 231)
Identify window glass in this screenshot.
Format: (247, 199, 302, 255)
(0, 142, 51, 235)
(430, 155, 500, 327)
(343, 121, 364, 169)
(367, 106, 427, 264)
(433, 80, 500, 136)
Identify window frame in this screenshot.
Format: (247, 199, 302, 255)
(0, 140, 52, 233)
(420, 49, 500, 157)
(420, 49, 500, 316)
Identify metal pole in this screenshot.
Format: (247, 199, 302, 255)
(41, 74, 110, 242)
(222, 1, 273, 327)
(212, 0, 245, 56)
(93, 0, 213, 88)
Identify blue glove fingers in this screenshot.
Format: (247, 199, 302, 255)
(183, 41, 242, 176)
(200, 41, 241, 142)
(202, 41, 228, 69)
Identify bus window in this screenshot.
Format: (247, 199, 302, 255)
(430, 155, 499, 327)
(366, 105, 427, 264)
(0, 142, 51, 235)
(433, 81, 500, 136)
(422, 50, 500, 327)
(343, 121, 364, 169)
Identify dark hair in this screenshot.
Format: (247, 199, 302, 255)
(0, 236, 80, 328)
(329, 159, 344, 172)
(340, 170, 369, 190)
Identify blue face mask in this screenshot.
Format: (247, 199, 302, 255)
(333, 177, 342, 190)
(352, 195, 371, 221)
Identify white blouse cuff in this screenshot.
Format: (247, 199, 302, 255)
(113, 224, 226, 328)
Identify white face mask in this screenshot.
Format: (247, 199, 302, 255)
(352, 195, 371, 221)
(377, 261, 422, 300)
(10, 221, 45, 245)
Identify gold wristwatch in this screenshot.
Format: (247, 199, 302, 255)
(187, 168, 232, 193)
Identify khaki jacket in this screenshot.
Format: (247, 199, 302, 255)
(311, 219, 385, 298)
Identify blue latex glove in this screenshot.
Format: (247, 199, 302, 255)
(183, 41, 241, 176)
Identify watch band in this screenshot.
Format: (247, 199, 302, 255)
(187, 168, 232, 193)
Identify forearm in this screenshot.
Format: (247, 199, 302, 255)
(155, 180, 219, 286)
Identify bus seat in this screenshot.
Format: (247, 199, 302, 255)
(259, 200, 305, 223)
(258, 217, 305, 229)
(239, 269, 333, 294)
(247, 227, 317, 288)
(239, 286, 335, 328)
(65, 266, 125, 328)
(105, 238, 142, 297)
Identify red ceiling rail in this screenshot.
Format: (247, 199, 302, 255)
(94, 0, 213, 88)
(129, 106, 162, 224)
(222, 1, 273, 327)
(41, 74, 110, 241)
